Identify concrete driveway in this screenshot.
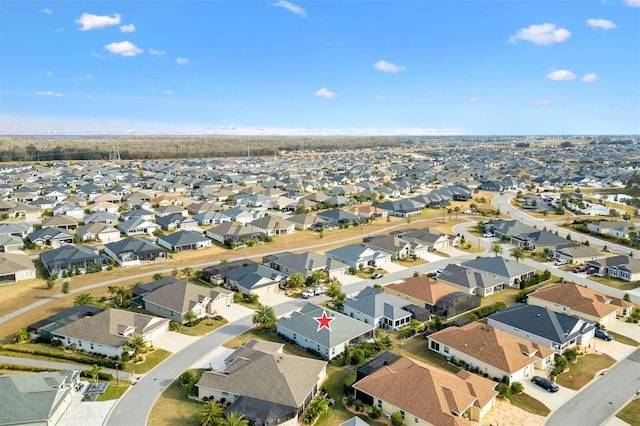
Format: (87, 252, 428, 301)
(589, 338, 637, 361)
(523, 378, 577, 412)
(152, 331, 200, 353)
(607, 319, 640, 342)
(190, 346, 235, 371)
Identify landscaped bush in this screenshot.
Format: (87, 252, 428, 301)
(0, 345, 123, 369)
(510, 381, 524, 394)
(80, 370, 113, 381)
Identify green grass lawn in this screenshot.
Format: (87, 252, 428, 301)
(555, 353, 616, 390)
(510, 393, 551, 417)
(178, 317, 228, 337)
(122, 348, 171, 374)
(223, 328, 322, 359)
(394, 257, 428, 268)
(617, 397, 640, 426)
(391, 334, 459, 374)
(96, 380, 130, 401)
(148, 373, 202, 426)
(588, 275, 640, 291)
(608, 330, 640, 347)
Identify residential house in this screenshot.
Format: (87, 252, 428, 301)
(75, 223, 121, 243)
(141, 280, 233, 324)
(396, 227, 455, 251)
(27, 227, 74, 249)
(116, 218, 160, 236)
(325, 244, 392, 270)
(286, 213, 324, 231)
(40, 245, 104, 276)
(427, 322, 555, 384)
(384, 276, 480, 319)
(0, 222, 33, 238)
(52, 203, 85, 220)
(41, 215, 79, 231)
(193, 210, 231, 226)
(27, 304, 105, 339)
(353, 354, 497, 424)
(205, 222, 265, 246)
(223, 206, 264, 225)
(461, 256, 535, 288)
(0, 234, 24, 252)
(156, 230, 212, 252)
(0, 252, 36, 284)
(120, 208, 155, 222)
(585, 254, 640, 282)
(103, 237, 167, 267)
(246, 215, 296, 236)
(225, 263, 285, 296)
(527, 283, 633, 324)
(154, 205, 188, 218)
(196, 339, 327, 426)
(487, 303, 596, 353)
(553, 243, 602, 265)
(362, 235, 412, 260)
(83, 212, 119, 225)
(485, 220, 537, 242)
(347, 205, 388, 220)
(155, 213, 199, 232)
(266, 251, 350, 281)
(343, 286, 427, 330)
(276, 303, 374, 360)
(437, 264, 506, 297)
(376, 199, 424, 217)
(0, 370, 82, 426)
(586, 221, 633, 238)
(202, 259, 259, 284)
(316, 208, 362, 226)
(51, 309, 170, 358)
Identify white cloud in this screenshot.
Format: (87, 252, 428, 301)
(587, 18, 617, 31)
(148, 48, 166, 56)
(531, 100, 553, 106)
(84, 94, 93, 99)
(508, 23, 571, 45)
(581, 73, 598, 83)
(163, 90, 174, 95)
(314, 88, 336, 99)
(104, 41, 143, 57)
(546, 70, 576, 81)
(375, 95, 388, 101)
(468, 96, 481, 102)
(272, 0, 307, 17)
(374, 60, 406, 74)
(35, 91, 62, 97)
(40, 7, 52, 15)
(624, 0, 640, 6)
(176, 57, 189, 65)
(120, 24, 136, 33)
(45, 71, 53, 76)
(76, 13, 121, 31)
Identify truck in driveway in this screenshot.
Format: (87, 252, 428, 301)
(302, 286, 326, 299)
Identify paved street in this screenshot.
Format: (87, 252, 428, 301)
(546, 347, 640, 426)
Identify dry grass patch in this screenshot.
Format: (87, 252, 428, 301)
(617, 397, 640, 426)
(587, 275, 640, 291)
(148, 374, 202, 426)
(555, 353, 616, 390)
(391, 334, 459, 374)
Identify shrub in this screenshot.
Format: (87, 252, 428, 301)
(510, 381, 524, 394)
(496, 382, 511, 398)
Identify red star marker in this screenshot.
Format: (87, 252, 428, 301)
(314, 309, 334, 332)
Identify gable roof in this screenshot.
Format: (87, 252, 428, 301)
(104, 237, 166, 256)
(142, 280, 230, 314)
(385, 276, 460, 305)
(529, 283, 631, 318)
(462, 256, 534, 278)
(196, 340, 326, 409)
(429, 322, 555, 374)
(488, 303, 596, 344)
(344, 286, 412, 321)
(353, 355, 496, 426)
(0, 252, 36, 274)
(156, 230, 209, 246)
(438, 268, 505, 290)
(277, 304, 374, 348)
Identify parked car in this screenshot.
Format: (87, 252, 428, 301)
(301, 290, 314, 299)
(595, 329, 613, 341)
(573, 265, 587, 273)
(371, 273, 384, 279)
(483, 232, 495, 238)
(554, 259, 568, 266)
(531, 376, 559, 392)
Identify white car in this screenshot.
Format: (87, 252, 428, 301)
(554, 259, 568, 266)
(483, 233, 494, 238)
(301, 290, 314, 299)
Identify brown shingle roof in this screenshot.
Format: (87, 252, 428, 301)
(384, 276, 459, 304)
(530, 283, 630, 318)
(429, 323, 555, 374)
(353, 356, 496, 426)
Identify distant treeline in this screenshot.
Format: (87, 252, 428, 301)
(0, 136, 410, 161)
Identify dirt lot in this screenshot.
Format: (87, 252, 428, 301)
(0, 193, 497, 344)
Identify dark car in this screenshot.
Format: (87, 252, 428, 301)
(371, 273, 384, 279)
(595, 329, 613, 341)
(531, 376, 559, 392)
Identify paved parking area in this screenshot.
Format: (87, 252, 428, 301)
(589, 338, 637, 361)
(190, 346, 235, 371)
(153, 331, 200, 353)
(607, 319, 640, 342)
(217, 303, 253, 322)
(523, 377, 578, 412)
(481, 397, 545, 426)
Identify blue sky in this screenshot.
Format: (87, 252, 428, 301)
(1, 0, 638, 135)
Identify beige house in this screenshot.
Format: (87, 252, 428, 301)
(428, 322, 555, 384)
(0, 252, 36, 284)
(353, 355, 497, 425)
(553, 244, 603, 265)
(527, 283, 633, 324)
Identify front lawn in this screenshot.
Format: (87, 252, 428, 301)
(510, 393, 551, 417)
(608, 330, 640, 347)
(96, 380, 130, 401)
(148, 374, 202, 426)
(555, 353, 616, 390)
(394, 257, 428, 268)
(122, 348, 172, 374)
(617, 397, 640, 426)
(178, 317, 228, 337)
(588, 275, 640, 291)
(391, 334, 459, 374)
(222, 328, 322, 359)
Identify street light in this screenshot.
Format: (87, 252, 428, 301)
(115, 363, 119, 385)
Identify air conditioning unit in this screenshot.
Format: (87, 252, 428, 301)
(385, 413, 391, 420)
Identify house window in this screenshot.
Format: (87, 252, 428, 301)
(415, 417, 419, 423)
(378, 399, 382, 408)
(400, 410, 405, 419)
(90, 343, 94, 350)
(430, 341, 440, 351)
(444, 346, 449, 354)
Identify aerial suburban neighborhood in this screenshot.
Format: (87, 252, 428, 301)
(0, 135, 639, 426)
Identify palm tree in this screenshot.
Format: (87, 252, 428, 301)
(491, 244, 503, 257)
(184, 310, 198, 326)
(13, 328, 29, 343)
(287, 272, 305, 289)
(325, 282, 343, 303)
(152, 272, 165, 281)
(181, 267, 194, 283)
(199, 401, 225, 426)
(252, 305, 276, 331)
(90, 364, 102, 383)
(510, 246, 525, 263)
(454, 206, 460, 220)
(127, 335, 147, 356)
(218, 412, 249, 426)
(73, 292, 95, 306)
